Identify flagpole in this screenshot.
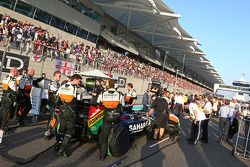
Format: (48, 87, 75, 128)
(0, 46, 7, 79)
(40, 46, 45, 75)
(162, 50, 168, 71)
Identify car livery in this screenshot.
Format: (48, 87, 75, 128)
(120, 113, 151, 134)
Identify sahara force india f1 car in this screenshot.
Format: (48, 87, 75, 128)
(48, 100, 181, 157)
(48, 71, 180, 157)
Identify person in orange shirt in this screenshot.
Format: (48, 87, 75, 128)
(97, 80, 124, 161)
(125, 83, 137, 113)
(55, 74, 82, 157)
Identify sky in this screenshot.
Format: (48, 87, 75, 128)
(165, 0, 250, 85)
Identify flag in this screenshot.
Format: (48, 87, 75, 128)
(32, 43, 44, 62)
(55, 59, 75, 76)
(32, 54, 43, 62)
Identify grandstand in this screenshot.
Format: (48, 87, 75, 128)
(0, 0, 223, 94)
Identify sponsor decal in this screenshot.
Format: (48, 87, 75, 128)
(128, 120, 150, 133)
(88, 110, 104, 128)
(0, 51, 30, 73)
(118, 77, 127, 88)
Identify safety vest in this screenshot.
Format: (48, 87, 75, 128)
(99, 88, 123, 109)
(2, 75, 17, 96)
(125, 89, 137, 104)
(57, 83, 77, 103)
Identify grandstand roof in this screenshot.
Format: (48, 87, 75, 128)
(93, 0, 223, 88)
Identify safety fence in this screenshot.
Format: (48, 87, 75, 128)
(233, 118, 250, 160)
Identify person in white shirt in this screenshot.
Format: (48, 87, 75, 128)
(212, 98, 219, 118)
(175, 93, 184, 117)
(230, 98, 241, 114)
(201, 96, 212, 143)
(185, 99, 206, 145)
(218, 100, 232, 143)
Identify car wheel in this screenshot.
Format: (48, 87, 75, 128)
(109, 126, 129, 157)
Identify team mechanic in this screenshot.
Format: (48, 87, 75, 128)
(147, 89, 169, 142)
(17, 68, 44, 125)
(0, 68, 18, 132)
(55, 74, 82, 157)
(125, 83, 137, 113)
(97, 80, 124, 161)
(44, 71, 62, 138)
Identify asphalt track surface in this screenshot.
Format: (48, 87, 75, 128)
(0, 117, 249, 167)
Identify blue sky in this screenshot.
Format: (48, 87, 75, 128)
(165, 0, 250, 85)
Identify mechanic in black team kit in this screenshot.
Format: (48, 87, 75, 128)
(55, 74, 82, 157)
(0, 68, 18, 132)
(125, 83, 137, 113)
(147, 88, 169, 141)
(44, 71, 62, 138)
(97, 80, 124, 161)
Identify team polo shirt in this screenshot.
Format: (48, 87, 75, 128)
(125, 89, 137, 105)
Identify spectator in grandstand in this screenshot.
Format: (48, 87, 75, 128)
(0, 15, 209, 93)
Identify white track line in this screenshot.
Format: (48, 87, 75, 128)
(149, 137, 170, 148)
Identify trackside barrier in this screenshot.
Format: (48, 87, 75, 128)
(233, 118, 250, 160)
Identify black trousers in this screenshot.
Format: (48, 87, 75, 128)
(175, 104, 183, 117)
(17, 96, 32, 124)
(201, 115, 210, 142)
(190, 120, 204, 142)
(0, 96, 13, 129)
(56, 111, 75, 151)
(99, 117, 119, 158)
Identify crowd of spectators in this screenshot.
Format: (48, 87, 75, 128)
(0, 14, 207, 93)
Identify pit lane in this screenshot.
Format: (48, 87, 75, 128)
(0, 118, 249, 167)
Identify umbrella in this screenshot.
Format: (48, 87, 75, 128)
(77, 70, 113, 80)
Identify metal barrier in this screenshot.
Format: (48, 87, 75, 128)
(233, 118, 250, 160)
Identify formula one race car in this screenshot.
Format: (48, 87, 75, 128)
(48, 99, 181, 157)
(74, 103, 153, 157)
(47, 71, 180, 157)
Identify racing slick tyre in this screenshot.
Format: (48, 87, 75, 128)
(109, 126, 129, 157)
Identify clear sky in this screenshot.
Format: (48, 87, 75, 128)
(165, 0, 250, 85)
